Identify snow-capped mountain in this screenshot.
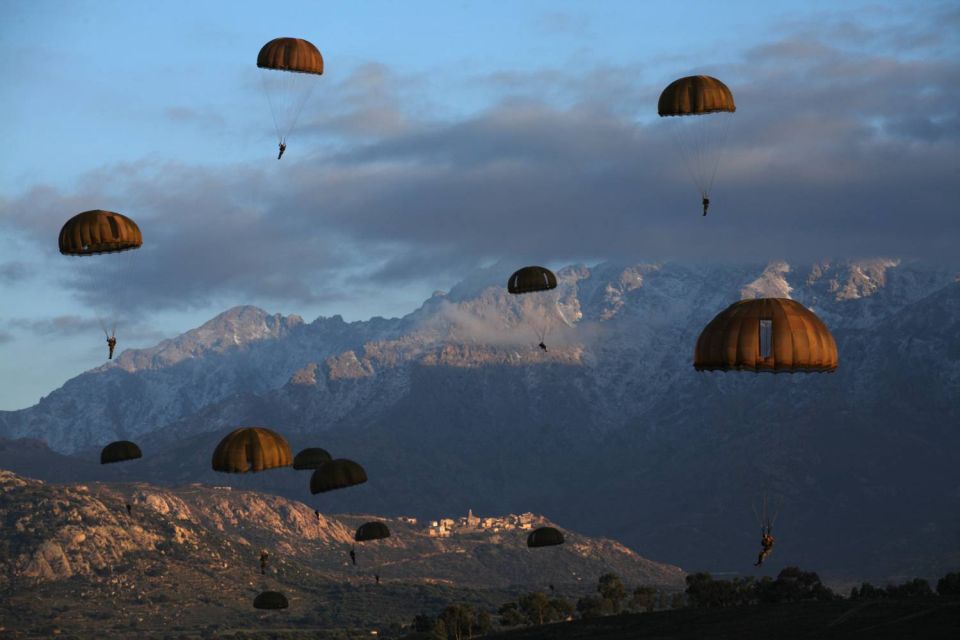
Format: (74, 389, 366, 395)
(1, 259, 957, 580)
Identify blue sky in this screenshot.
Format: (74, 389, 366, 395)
(1, 0, 957, 409)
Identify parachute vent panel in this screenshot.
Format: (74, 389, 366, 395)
(658, 75, 736, 116)
(59, 210, 142, 256)
(694, 298, 838, 373)
(211, 427, 293, 473)
(257, 38, 324, 75)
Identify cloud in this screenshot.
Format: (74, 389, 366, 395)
(7, 315, 166, 342)
(8, 315, 98, 337)
(163, 106, 226, 129)
(0, 262, 30, 284)
(1, 5, 957, 317)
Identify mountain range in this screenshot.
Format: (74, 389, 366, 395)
(2, 258, 958, 582)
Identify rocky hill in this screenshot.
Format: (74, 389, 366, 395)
(0, 470, 683, 637)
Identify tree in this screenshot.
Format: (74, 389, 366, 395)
(850, 582, 885, 600)
(576, 595, 604, 619)
(549, 597, 574, 621)
(412, 614, 435, 632)
(669, 592, 686, 609)
(597, 573, 627, 613)
(937, 572, 960, 597)
(438, 603, 477, 640)
(498, 602, 524, 627)
(758, 567, 836, 604)
(885, 579, 933, 598)
(474, 609, 492, 636)
(630, 586, 658, 612)
(519, 592, 551, 625)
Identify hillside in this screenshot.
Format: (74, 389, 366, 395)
(0, 470, 682, 637)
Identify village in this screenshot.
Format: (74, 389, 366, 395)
(417, 509, 543, 537)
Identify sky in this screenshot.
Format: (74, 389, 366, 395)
(0, 0, 957, 410)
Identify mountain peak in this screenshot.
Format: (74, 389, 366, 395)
(741, 261, 793, 300)
(112, 305, 302, 372)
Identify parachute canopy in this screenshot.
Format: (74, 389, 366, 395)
(355, 521, 391, 542)
(253, 591, 289, 610)
(100, 441, 142, 465)
(694, 298, 838, 373)
(527, 526, 564, 548)
(59, 210, 142, 256)
(293, 447, 332, 470)
(508, 266, 557, 294)
(257, 38, 324, 75)
(211, 427, 293, 473)
(658, 75, 736, 116)
(256, 37, 323, 147)
(310, 459, 367, 494)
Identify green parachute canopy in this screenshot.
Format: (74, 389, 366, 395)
(100, 441, 142, 465)
(527, 526, 565, 548)
(310, 459, 367, 494)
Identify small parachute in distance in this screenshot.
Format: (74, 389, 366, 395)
(211, 427, 293, 473)
(355, 521, 390, 542)
(658, 75, 736, 216)
(527, 526, 564, 548)
(507, 266, 566, 349)
(508, 266, 557, 294)
(310, 459, 367, 494)
(100, 441, 142, 465)
(257, 37, 324, 156)
(59, 210, 142, 256)
(293, 447, 332, 470)
(253, 591, 289, 610)
(694, 298, 838, 373)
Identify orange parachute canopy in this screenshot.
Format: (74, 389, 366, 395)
(59, 210, 142, 256)
(211, 427, 293, 473)
(257, 37, 324, 75)
(658, 75, 736, 116)
(694, 298, 838, 373)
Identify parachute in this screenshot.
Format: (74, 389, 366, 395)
(527, 526, 564, 548)
(211, 427, 293, 473)
(658, 75, 735, 215)
(292, 447, 332, 470)
(253, 591, 288, 610)
(355, 521, 390, 542)
(508, 266, 557, 294)
(507, 266, 570, 348)
(59, 210, 142, 256)
(310, 459, 367, 494)
(100, 441, 142, 465)
(354, 521, 390, 582)
(694, 298, 838, 373)
(257, 37, 324, 150)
